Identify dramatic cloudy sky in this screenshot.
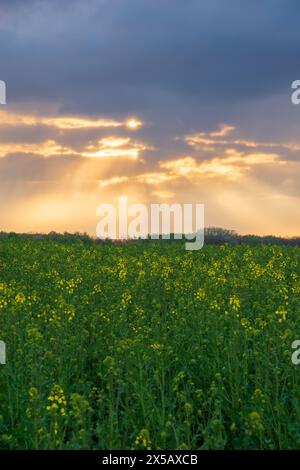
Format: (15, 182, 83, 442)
(1, 0, 300, 236)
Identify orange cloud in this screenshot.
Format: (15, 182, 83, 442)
(82, 136, 151, 160)
(0, 109, 123, 129)
(184, 124, 300, 153)
(0, 110, 145, 131)
(158, 150, 283, 182)
(0, 140, 76, 158)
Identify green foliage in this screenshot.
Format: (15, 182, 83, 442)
(0, 237, 299, 449)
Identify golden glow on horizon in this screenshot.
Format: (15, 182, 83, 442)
(1, 111, 300, 237)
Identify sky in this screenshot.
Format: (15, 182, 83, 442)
(1, 0, 300, 236)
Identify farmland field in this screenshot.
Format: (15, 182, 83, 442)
(0, 236, 300, 450)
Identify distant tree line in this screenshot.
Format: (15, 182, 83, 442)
(1, 227, 300, 246)
(202, 227, 300, 246)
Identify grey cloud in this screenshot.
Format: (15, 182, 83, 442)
(1, 0, 300, 112)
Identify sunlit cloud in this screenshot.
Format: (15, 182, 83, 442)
(184, 124, 300, 153)
(0, 110, 124, 129)
(160, 157, 198, 176)
(0, 140, 76, 158)
(135, 172, 175, 184)
(159, 152, 283, 181)
(210, 124, 236, 137)
(0, 136, 148, 160)
(44, 116, 123, 129)
(0, 114, 150, 160)
(99, 176, 129, 187)
(100, 137, 131, 147)
(82, 136, 151, 159)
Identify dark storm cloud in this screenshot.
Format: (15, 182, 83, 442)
(2, 0, 300, 117)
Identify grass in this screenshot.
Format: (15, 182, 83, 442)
(0, 236, 299, 449)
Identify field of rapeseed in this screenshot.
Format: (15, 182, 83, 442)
(0, 236, 300, 450)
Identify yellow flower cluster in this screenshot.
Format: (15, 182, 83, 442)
(15, 292, 26, 304)
(134, 428, 152, 450)
(46, 385, 67, 416)
(275, 305, 287, 322)
(229, 295, 241, 312)
(195, 288, 206, 301)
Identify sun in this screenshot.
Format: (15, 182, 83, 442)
(125, 118, 142, 130)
